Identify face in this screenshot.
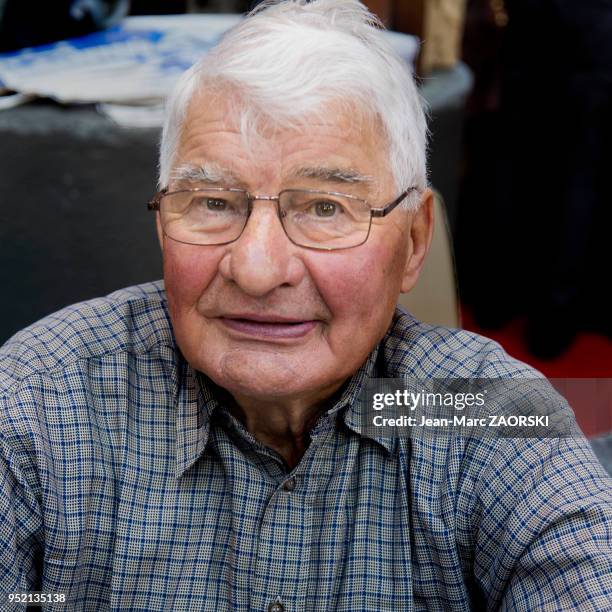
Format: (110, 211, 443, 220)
(159, 91, 432, 406)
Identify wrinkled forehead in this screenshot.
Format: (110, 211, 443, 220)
(180, 81, 387, 158)
(175, 83, 393, 194)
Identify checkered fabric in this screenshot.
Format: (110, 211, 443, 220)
(1, 281, 611, 611)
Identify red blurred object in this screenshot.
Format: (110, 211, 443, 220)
(462, 305, 612, 437)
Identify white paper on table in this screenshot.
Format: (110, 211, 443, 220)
(98, 101, 166, 128)
(0, 15, 243, 105)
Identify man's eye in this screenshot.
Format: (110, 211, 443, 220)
(204, 198, 228, 211)
(311, 200, 340, 217)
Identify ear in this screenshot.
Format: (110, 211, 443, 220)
(400, 188, 434, 293)
(155, 212, 164, 251)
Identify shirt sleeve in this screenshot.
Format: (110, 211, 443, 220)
(473, 435, 612, 611)
(0, 428, 43, 610)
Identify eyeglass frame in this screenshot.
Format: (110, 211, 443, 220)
(147, 186, 418, 251)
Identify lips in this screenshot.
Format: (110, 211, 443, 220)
(218, 315, 318, 339)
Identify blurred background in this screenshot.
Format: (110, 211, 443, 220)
(0, 0, 610, 452)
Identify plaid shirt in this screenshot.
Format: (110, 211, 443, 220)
(1, 281, 611, 611)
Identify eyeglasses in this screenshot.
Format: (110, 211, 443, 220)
(147, 186, 417, 251)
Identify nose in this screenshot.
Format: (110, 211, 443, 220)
(218, 200, 305, 297)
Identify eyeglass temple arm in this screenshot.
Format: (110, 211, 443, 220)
(370, 187, 418, 218)
(147, 189, 168, 211)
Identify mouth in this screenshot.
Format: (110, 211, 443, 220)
(218, 315, 318, 339)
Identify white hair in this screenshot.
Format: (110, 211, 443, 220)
(159, 0, 428, 208)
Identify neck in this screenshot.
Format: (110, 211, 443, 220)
(226, 386, 345, 470)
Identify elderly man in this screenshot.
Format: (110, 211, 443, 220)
(1, 1, 611, 610)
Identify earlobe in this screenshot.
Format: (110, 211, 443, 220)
(400, 188, 434, 293)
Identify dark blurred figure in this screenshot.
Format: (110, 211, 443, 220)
(459, 0, 612, 358)
(0, 0, 129, 52)
(130, 0, 188, 14)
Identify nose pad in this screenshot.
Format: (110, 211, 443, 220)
(218, 200, 303, 297)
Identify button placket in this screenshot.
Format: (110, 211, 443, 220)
(251, 463, 314, 611)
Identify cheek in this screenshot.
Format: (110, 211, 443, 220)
(310, 244, 399, 324)
(162, 241, 222, 314)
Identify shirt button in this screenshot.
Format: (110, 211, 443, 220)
(268, 601, 285, 612)
(282, 477, 296, 492)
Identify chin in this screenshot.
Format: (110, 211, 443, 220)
(199, 348, 339, 403)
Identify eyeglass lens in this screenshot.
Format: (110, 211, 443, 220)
(159, 189, 372, 249)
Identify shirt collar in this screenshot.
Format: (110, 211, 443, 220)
(328, 342, 398, 456)
(175, 357, 220, 477)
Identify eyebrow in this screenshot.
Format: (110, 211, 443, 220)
(293, 165, 374, 185)
(170, 162, 374, 189)
(171, 162, 244, 186)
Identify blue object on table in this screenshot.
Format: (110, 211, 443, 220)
(0, 0, 129, 53)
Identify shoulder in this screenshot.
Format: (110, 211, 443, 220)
(381, 307, 538, 378)
(0, 280, 173, 396)
(384, 311, 612, 603)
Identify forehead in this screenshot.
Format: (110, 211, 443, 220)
(176, 89, 391, 188)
